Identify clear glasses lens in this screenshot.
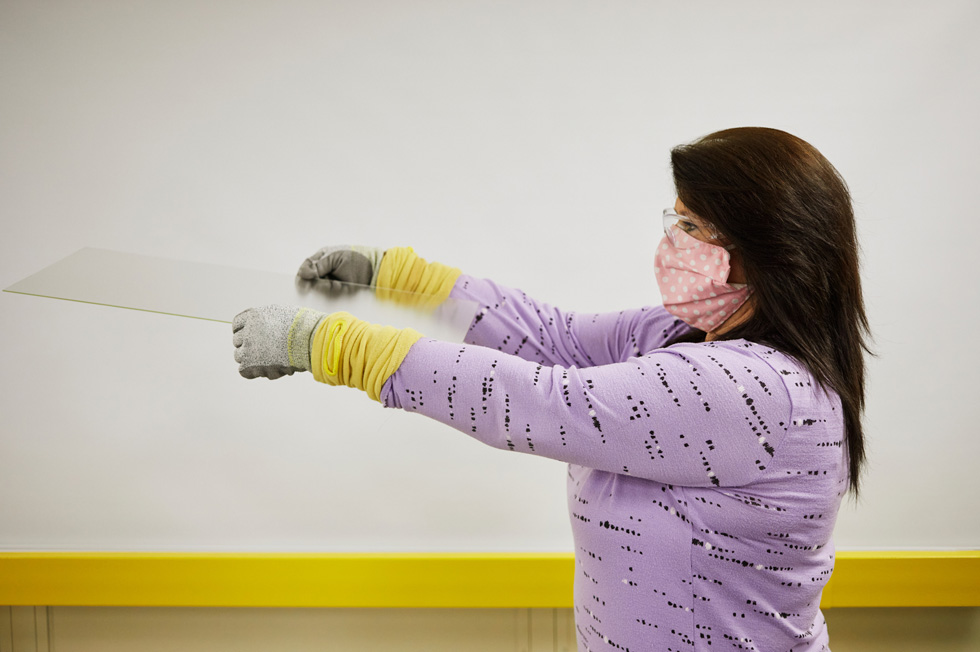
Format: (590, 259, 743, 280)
(662, 208, 680, 245)
(662, 208, 723, 246)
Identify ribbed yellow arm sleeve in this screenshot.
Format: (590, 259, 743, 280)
(375, 247, 462, 308)
(310, 311, 424, 402)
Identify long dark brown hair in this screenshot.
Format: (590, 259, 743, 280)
(668, 127, 871, 495)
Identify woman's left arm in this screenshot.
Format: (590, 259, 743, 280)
(383, 337, 794, 488)
(233, 305, 792, 487)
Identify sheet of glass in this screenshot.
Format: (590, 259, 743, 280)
(4, 248, 479, 343)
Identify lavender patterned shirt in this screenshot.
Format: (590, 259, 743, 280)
(383, 275, 845, 651)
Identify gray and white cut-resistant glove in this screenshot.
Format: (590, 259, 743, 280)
(296, 245, 385, 290)
(233, 305, 327, 380)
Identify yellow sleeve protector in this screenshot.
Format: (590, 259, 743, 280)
(374, 246, 461, 308)
(310, 312, 423, 402)
(309, 246, 460, 401)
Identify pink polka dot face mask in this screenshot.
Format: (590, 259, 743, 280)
(654, 227, 752, 332)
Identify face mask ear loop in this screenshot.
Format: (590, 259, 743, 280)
(323, 319, 349, 378)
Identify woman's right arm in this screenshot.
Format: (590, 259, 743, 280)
(451, 274, 691, 367)
(298, 245, 691, 368)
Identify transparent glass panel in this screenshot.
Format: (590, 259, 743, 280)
(4, 248, 479, 343)
(2, 249, 572, 554)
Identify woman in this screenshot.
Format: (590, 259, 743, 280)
(233, 127, 870, 651)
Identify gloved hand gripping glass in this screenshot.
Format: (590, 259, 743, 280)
(233, 245, 461, 400)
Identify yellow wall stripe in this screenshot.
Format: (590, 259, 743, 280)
(0, 551, 976, 608)
(823, 551, 980, 607)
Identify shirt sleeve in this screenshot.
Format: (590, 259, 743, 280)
(451, 274, 692, 368)
(381, 337, 795, 488)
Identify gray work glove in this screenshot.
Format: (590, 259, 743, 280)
(233, 305, 327, 380)
(296, 245, 385, 290)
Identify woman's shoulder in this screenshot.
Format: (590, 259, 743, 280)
(662, 339, 840, 414)
(664, 337, 797, 368)
(661, 337, 820, 387)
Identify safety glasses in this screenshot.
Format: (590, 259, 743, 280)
(662, 208, 724, 246)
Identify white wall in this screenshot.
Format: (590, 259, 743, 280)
(1, 0, 978, 552)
